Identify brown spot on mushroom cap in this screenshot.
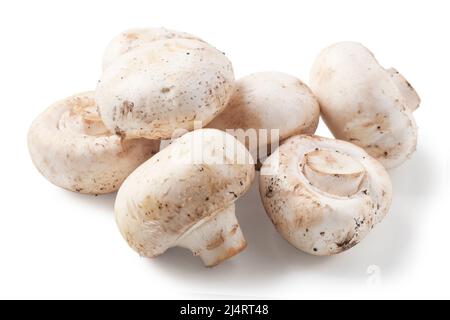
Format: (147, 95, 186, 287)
(292, 202, 325, 230)
(335, 232, 360, 252)
(122, 101, 134, 114)
(313, 66, 335, 84)
(229, 224, 239, 235)
(125, 32, 140, 41)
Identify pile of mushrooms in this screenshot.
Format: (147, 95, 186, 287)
(28, 28, 420, 266)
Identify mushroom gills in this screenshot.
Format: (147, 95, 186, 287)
(176, 203, 246, 267)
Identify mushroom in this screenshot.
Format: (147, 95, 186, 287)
(28, 92, 160, 194)
(102, 27, 204, 70)
(310, 42, 420, 169)
(208, 71, 320, 161)
(96, 36, 234, 140)
(259, 135, 392, 255)
(115, 128, 255, 266)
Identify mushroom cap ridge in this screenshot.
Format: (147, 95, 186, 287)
(115, 129, 255, 262)
(28, 92, 160, 194)
(259, 135, 392, 255)
(310, 41, 420, 169)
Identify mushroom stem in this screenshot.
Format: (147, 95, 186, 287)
(387, 68, 420, 111)
(303, 150, 366, 197)
(177, 203, 246, 267)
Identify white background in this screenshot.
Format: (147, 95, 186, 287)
(0, 0, 449, 299)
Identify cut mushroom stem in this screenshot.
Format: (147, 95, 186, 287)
(387, 68, 420, 111)
(303, 150, 366, 197)
(177, 203, 246, 267)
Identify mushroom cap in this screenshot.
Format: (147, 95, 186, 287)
(115, 128, 255, 260)
(96, 38, 235, 140)
(310, 42, 420, 169)
(208, 71, 320, 153)
(28, 92, 160, 194)
(259, 135, 392, 255)
(102, 27, 204, 70)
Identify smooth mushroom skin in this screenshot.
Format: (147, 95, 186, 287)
(310, 42, 420, 169)
(259, 135, 392, 256)
(96, 38, 234, 140)
(115, 129, 255, 267)
(102, 27, 204, 70)
(28, 92, 160, 194)
(208, 71, 320, 156)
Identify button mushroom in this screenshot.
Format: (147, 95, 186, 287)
(115, 128, 255, 267)
(208, 71, 320, 159)
(28, 92, 160, 194)
(102, 27, 204, 70)
(96, 34, 234, 140)
(310, 42, 420, 169)
(259, 135, 392, 255)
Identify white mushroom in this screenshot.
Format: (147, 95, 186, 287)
(259, 135, 392, 255)
(28, 92, 160, 194)
(208, 71, 320, 159)
(310, 42, 420, 169)
(96, 37, 234, 140)
(115, 129, 255, 267)
(102, 27, 204, 70)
